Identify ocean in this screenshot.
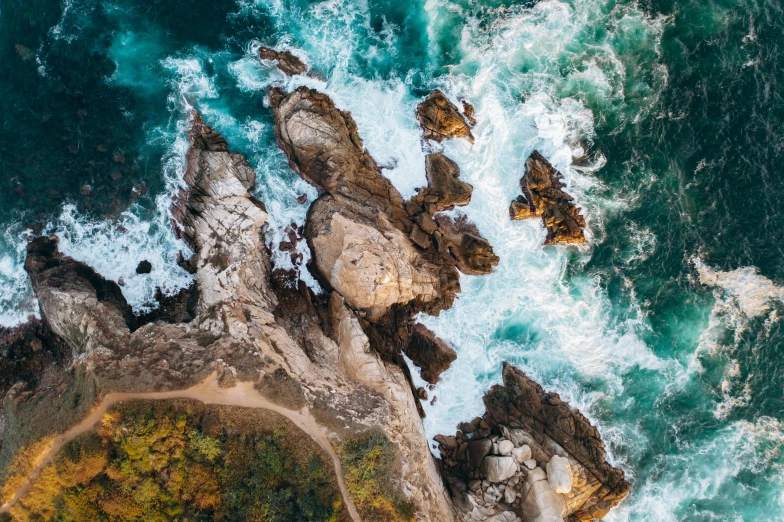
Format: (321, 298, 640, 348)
(1, 0, 783, 519)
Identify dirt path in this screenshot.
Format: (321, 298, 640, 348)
(0, 375, 362, 522)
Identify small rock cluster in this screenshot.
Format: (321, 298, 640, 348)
(407, 94, 499, 276)
(436, 364, 629, 522)
(436, 418, 572, 522)
(510, 151, 586, 245)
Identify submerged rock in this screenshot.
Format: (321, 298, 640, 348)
(510, 151, 587, 245)
(417, 89, 475, 143)
(258, 46, 309, 76)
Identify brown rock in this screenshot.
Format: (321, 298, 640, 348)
(435, 214, 499, 276)
(436, 362, 629, 522)
(259, 46, 309, 76)
(271, 86, 461, 320)
(416, 90, 475, 143)
(461, 100, 477, 126)
(403, 323, 457, 384)
(413, 153, 473, 209)
(510, 151, 586, 245)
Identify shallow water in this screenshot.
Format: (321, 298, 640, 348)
(2, 0, 783, 519)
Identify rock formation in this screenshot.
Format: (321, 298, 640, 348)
(258, 46, 309, 76)
(435, 363, 629, 522)
(1, 89, 626, 522)
(417, 90, 475, 143)
(2, 114, 455, 521)
(417, 153, 473, 209)
(509, 151, 586, 245)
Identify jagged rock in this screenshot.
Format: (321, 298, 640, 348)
(546, 455, 573, 494)
(417, 90, 475, 143)
(7, 113, 457, 522)
(480, 456, 517, 483)
(415, 153, 473, 209)
(0, 320, 69, 396)
(259, 46, 308, 76)
(270, 86, 461, 319)
(435, 214, 499, 276)
(404, 323, 457, 384)
(135, 260, 152, 274)
(436, 363, 629, 522)
(509, 151, 586, 245)
(462, 100, 477, 126)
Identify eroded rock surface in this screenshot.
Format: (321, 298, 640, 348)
(270, 86, 466, 322)
(2, 96, 626, 522)
(417, 89, 475, 143)
(259, 46, 309, 76)
(416, 153, 473, 209)
(3, 115, 455, 522)
(434, 214, 500, 276)
(435, 363, 629, 522)
(509, 151, 586, 245)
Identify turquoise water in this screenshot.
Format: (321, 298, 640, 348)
(2, 0, 783, 519)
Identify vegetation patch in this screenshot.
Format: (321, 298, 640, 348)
(8, 400, 346, 521)
(339, 431, 414, 522)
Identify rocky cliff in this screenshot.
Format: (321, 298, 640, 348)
(0, 74, 626, 521)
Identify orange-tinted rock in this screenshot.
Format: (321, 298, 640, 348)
(510, 151, 586, 245)
(416, 90, 475, 143)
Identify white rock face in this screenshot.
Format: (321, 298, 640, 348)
(480, 456, 518, 483)
(546, 455, 573, 494)
(511, 444, 532, 463)
(521, 467, 566, 522)
(498, 440, 514, 456)
(524, 459, 537, 470)
(311, 212, 440, 320)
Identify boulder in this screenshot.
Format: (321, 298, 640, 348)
(498, 440, 514, 456)
(416, 90, 475, 143)
(259, 46, 308, 76)
(522, 467, 567, 522)
(546, 455, 573, 494)
(416, 153, 473, 209)
(271, 86, 462, 319)
(469, 438, 493, 469)
(480, 456, 517, 483)
(509, 151, 586, 245)
(511, 445, 532, 463)
(135, 260, 152, 274)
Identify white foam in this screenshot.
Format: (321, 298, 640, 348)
(47, 204, 193, 315)
(0, 225, 40, 328)
(694, 257, 784, 318)
(606, 416, 784, 521)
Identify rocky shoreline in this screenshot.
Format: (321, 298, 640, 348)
(0, 51, 624, 521)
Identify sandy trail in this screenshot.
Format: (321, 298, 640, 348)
(0, 375, 362, 522)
